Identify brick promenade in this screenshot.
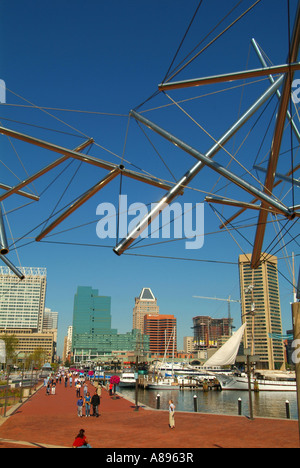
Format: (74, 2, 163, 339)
(0, 381, 299, 448)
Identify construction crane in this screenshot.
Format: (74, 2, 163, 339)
(193, 295, 241, 336)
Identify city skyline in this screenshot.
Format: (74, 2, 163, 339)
(55, 257, 294, 358)
(0, 259, 293, 364)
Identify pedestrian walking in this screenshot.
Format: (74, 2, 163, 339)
(72, 429, 92, 449)
(96, 384, 102, 397)
(69, 375, 73, 387)
(76, 381, 81, 398)
(169, 400, 175, 429)
(51, 382, 56, 395)
(91, 390, 100, 417)
(77, 396, 84, 418)
(65, 376, 68, 388)
(83, 383, 88, 398)
(84, 392, 91, 417)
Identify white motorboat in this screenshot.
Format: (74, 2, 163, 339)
(119, 370, 136, 388)
(148, 374, 208, 390)
(157, 362, 219, 378)
(148, 379, 180, 390)
(218, 370, 296, 392)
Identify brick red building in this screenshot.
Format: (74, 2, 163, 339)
(144, 314, 177, 358)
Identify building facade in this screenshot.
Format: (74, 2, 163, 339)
(144, 314, 177, 358)
(72, 286, 149, 363)
(63, 325, 73, 362)
(183, 336, 194, 354)
(43, 308, 58, 330)
(0, 328, 54, 362)
(0, 267, 47, 332)
(133, 288, 159, 335)
(192, 316, 232, 350)
(239, 253, 285, 370)
(0, 267, 55, 361)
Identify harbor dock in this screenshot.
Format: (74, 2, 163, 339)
(0, 380, 298, 448)
(138, 375, 222, 391)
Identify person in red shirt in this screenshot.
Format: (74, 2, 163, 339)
(72, 429, 92, 448)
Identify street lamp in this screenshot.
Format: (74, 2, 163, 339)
(243, 284, 257, 420)
(244, 348, 254, 420)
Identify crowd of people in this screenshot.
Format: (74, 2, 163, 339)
(43, 370, 117, 449)
(43, 370, 105, 418)
(43, 369, 176, 449)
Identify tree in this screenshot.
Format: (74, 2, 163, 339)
(26, 348, 47, 369)
(1, 334, 18, 364)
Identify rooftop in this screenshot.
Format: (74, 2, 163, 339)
(139, 288, 156, 301)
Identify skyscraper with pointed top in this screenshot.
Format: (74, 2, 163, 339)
(133, 288, 159, 334)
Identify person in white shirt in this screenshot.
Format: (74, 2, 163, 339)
(169, 400, 175, 429)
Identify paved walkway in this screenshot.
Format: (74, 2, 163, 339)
(0, 381, 299, 448)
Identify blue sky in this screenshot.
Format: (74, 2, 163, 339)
(0, 0, 299, 356)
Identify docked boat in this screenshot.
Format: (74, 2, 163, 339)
(119, 370, 136, 388)
(148, 379, 180, 390)
(218, 371, 296, 392)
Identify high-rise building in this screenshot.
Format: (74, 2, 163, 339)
(0, 266, 47, 332)
(43, 308, 58, 330)
(63, 326, 73, 363)
(183, 336, 194, 354)
(144, 314, 177, 357)
(239, 253, 285, 371)
(72, 286, 149, 363)
(192, 316, 232, 350)
(43, 308, 58, 360)
(133, 288, 159, 334)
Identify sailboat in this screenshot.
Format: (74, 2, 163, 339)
(207, 323, 297, 391)
(148, 327, 210, 389)
(148, 327, 181, 390)
(203, 323, 247, 369)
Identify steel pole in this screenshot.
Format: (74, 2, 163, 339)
(0, 207, 9, 255)
(114, 74, 285, 256)
(251, 38, 300, 144)
(251, 1, 300, 269)
(253, 165, 300, 188)
(0, 254, 25, 280)
(36, 166, 122, 241)
(0, 125, 173, 192)
(206, 196, 299, 217)
(0, 182, 39, 202)
(220, 162, 300, 229)
(158, 63, 300, 91)
(133, 109, 294, 211)
(247, 353, 254, 420)
(292, 301, 300, 443)
(0, 139, 94, 203)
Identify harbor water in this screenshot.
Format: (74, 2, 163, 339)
(118, 387, 298, 420)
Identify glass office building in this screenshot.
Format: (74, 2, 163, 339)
(72, 286, 149, 363)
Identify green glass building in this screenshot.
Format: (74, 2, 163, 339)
(72, 286, 149, 363)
